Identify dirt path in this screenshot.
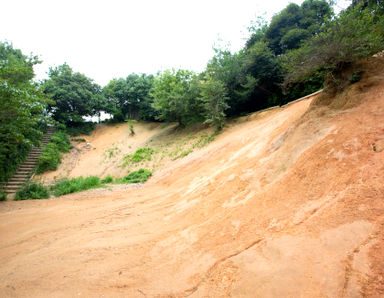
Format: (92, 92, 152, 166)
(1, 83, 384, 297)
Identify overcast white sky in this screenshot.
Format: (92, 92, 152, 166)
(0, 0, 350, 86)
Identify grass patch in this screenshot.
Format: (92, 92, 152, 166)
(50, 176, 104, 197)
(115, 169, 152, 184)
(172, 148, 193, 160)
(123, 147, 154, 166)
(15, 183, 50, 200)
(193, 132, 216, 148)
(101, 175, 114, 183)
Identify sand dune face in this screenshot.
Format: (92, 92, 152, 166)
(1, 82, 384, 297)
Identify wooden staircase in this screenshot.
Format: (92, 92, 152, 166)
(2, 126, 56, 195)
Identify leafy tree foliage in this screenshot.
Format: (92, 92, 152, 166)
(151, 69, 203, 126)
(199, 76, 229, 130)
(352, 0, 384, 16)
(282, 5, 384, 91)
(0, 42, 50, 183)
(103, 73, 155, 121)
(242, 41, 282, 108)
(43, 64, 103, 125)
(205, 48, 247, 117)
(264, 0, 332, 55)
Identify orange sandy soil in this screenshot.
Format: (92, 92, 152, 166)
(1, 73, 384, 297)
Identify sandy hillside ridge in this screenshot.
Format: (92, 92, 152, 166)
(1, 57, 384, 297)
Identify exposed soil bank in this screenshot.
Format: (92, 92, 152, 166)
(1, 77, 384, 297)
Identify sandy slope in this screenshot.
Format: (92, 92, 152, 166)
(1, 69, 384, 296)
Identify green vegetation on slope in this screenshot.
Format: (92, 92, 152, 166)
(36, 130, 72, 174)
(0, 42, 51, 183)
(115, 169, 152, 184)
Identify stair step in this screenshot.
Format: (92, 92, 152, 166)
(4, 185, 23, 190)
(7, 178, 27, 182)
(4, 127, 56, 191)
(7, 181, 25, 185)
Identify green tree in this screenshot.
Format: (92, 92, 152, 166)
(151, 69, 203, 126)
(199, 77, 229, 130)
(43, 64, 103, 125)
(241, 41, 282, 108)
(282, 5, 384, 91)
(205, 47, 247, 117)
(103, 73, 155, 121)
(0, 42, 51, 183)
(264, 0, 332, 55)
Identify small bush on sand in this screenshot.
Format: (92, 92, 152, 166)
(115, 169, 152, 184)
(15, 183, 50, 200)
(101, 175, 114, 184)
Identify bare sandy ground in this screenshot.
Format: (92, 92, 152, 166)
(1, 77, 384, 296)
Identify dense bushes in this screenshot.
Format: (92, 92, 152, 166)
(36, 130, 71, 174)
(0, 42, 51, 184)
(282, 5, 384, 92)
(15, 183, 50, 200)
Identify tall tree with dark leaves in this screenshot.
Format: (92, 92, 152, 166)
(0, 42, 51, 183)
(43, 64, 103, 125)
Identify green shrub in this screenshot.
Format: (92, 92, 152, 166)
(282, 6, 384, 91)
(36, 143, 61, 174)
(116, 169, 152, 184)
(50, 131, 72, 152)
(35, 131, 71, 174)
(101, 175, 113, 183)
(50, 176, 103, 197)
(123, 147, 154, 166)
(14, 183, 50, 200)
(0, 190, 7, 201)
